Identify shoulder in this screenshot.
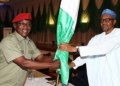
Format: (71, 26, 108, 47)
(87, 32, 105, 45)
(29, 39, 35, 45)
(27, 38, 37, 48)
(114, 28, 120, 31)
(91, 32, 105, 40)
(113, 28, 120, 35)
(29, 39, 34, 43)
(1, 33, 19, 46)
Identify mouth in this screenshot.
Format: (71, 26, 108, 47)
(23, 30, 28, 33)
(102, 24, 107, 28)
(21, 30, 30, 36)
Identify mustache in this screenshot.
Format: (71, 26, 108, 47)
(102, 24, 107, 27)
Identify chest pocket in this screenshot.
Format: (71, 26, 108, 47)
(18, 42, 34, 59)
(28, 50, 34, 54)
(25, 44, 34, 59)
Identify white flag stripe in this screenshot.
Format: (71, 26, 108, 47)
(60, 0, 80, 22)
(72, 7, 79, 30)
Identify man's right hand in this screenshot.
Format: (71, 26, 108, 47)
(59, 43, 77, 52)
(51, 60, 60, 69)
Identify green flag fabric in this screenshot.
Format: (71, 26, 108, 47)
(54, 0, 80, 85)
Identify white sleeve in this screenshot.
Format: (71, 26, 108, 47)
(78, 35, 120, 57)
(79, 41, 119, 57)
(72, 56, 86, 69)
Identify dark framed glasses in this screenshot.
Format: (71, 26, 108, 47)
(101, 18, 114, 23)
(17, 22, 32, 27)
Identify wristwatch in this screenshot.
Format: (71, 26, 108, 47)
(76, 46, 79, 53)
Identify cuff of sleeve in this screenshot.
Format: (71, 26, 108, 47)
(76, 46, 79, 53)
(7, 54, 23, 63)
(73, 56, 85, 69)
(32, 49, 41, 60)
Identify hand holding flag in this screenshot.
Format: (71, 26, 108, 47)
(54, 0, 80, 85)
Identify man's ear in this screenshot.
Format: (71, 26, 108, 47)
(114, 19, 117, 25)
(13, 23, 16, 29)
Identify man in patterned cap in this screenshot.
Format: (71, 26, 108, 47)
(59, 9, 120, 86)
(0, 13, 60, 86)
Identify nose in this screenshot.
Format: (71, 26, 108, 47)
(23, 24, 28, 29)
(101, 20, 106, 24)
(23, 24, 30, 29)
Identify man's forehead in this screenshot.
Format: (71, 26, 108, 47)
(17, 19, 31, 23)
(101, 14, 113, 19)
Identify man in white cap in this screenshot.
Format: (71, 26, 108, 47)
(59, 9, 120, 86)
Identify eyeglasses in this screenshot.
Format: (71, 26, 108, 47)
(101, 18, 114, 23)
(17, 22, 32, 27)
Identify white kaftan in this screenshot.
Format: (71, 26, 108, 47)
(73, 28, 120, 86)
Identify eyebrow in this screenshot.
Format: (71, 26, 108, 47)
(101, 18, 113, 19)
